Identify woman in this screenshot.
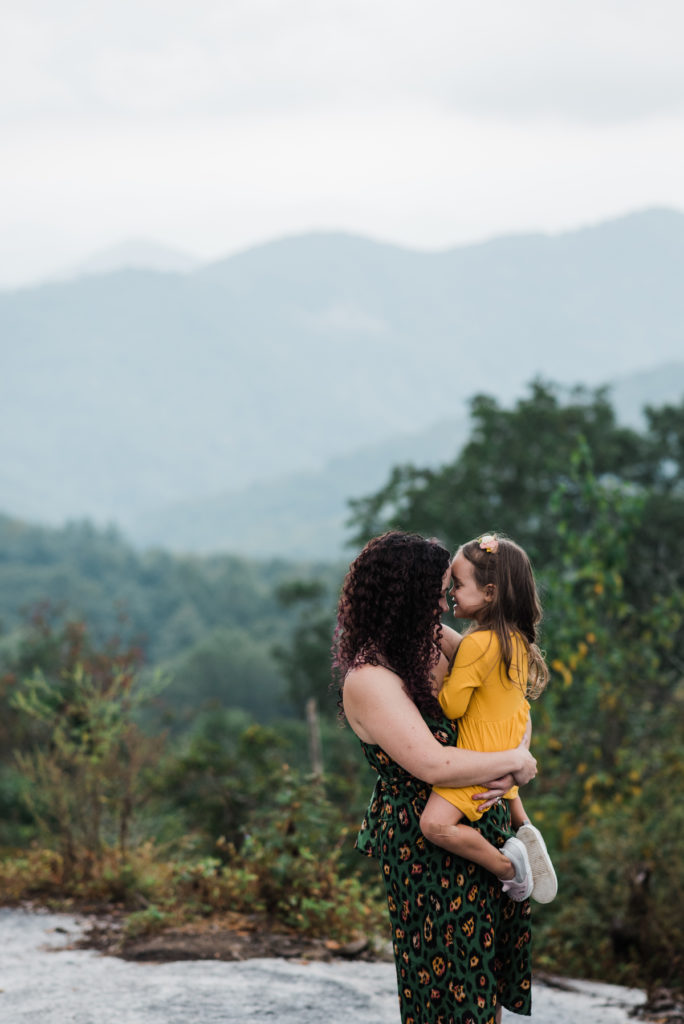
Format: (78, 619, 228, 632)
(334, 531, 537, 1024)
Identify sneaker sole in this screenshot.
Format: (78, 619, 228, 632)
(517, 825, 558, 904)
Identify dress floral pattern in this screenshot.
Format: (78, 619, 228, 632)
(357, 713, 531, 1024)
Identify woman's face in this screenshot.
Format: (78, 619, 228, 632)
(450, 550, 491, 620)
(439, 566, 452, 615)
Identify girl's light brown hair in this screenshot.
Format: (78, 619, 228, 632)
(460, 534, 549, 698)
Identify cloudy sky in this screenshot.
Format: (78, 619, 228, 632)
(2, 0, 683, 287)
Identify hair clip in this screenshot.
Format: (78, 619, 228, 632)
(479, 534, 499, 553)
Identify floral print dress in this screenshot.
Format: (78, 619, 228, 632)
(357, 712, 532, 1024)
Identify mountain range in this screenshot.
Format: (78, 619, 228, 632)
(2, 207, 684, 559)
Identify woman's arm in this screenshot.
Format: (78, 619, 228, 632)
(428, 624, 464, 697)
(439, 623, 462, 666)
(473, 714, 535, 808)
(428, 626, 463, 696)
(343, 664, 536, 788)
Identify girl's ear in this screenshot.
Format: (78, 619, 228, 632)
(484, 583, 496, 603)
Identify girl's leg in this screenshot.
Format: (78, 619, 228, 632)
(420, 792, 516, 879)
(508, 794, 527, 830)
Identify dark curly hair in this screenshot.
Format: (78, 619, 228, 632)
(333, 531, 451, 717)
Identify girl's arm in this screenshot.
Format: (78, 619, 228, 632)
(343, 664, 537, 788)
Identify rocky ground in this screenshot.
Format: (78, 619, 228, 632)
(79, 907, 384, 963)
(1, 907, 682, 1024)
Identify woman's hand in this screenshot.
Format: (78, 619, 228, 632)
(513, 736, 537, 786)
(439, 624, 462, 663)
(471, 775, 515, 811)
(471, 734, 537, 810)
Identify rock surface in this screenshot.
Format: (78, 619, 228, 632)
(0, 908, 649, 1023)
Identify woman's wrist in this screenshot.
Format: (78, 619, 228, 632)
(511, 747, 537, 786)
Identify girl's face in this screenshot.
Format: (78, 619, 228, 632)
(450, 551, 492, 621)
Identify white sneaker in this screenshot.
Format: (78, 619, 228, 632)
(499, 836, 533, 901)
(517, 821, 558, 904)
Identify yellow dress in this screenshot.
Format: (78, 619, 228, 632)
(432, 629, 530, 821)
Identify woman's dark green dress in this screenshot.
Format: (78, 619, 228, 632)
(357, 712, 532, 1024)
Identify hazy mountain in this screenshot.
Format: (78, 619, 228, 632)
(2, 207, 684, 555)
(128, 361, 684, 559)
(129, 415, 469, 557)
(66, 239, 200, 278)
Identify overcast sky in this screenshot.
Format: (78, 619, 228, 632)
(2, 0, 683, 287)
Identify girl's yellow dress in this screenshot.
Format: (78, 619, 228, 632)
(432, 629, 530, 820)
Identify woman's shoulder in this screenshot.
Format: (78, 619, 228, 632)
(345, 667, 458, 767)
(342, 663, 405, 730)
(343, 661, 402, 689)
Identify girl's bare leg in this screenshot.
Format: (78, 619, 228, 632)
(420, 792, 515, 879)
(508, 794, 527, 830)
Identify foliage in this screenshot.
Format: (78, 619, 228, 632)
(272, 578, 338, 716)
(520, 444, 684, 990)
(0, 775, 386, 945)
(161, 626, 289, 728)
(155, 710, 289, 850)
(0, 840, 175, 907)
(9, 620, 166, 877)
(533, 782, 684, 990)
(168, 771, 385, 939)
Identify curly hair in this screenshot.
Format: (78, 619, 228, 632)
(461, 534, 549, 698)
(333, 531, 451, 717)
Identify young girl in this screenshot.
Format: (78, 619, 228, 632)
(420, 532, 558, 903)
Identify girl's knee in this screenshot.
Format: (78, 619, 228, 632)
(419, 807, 442, 843)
